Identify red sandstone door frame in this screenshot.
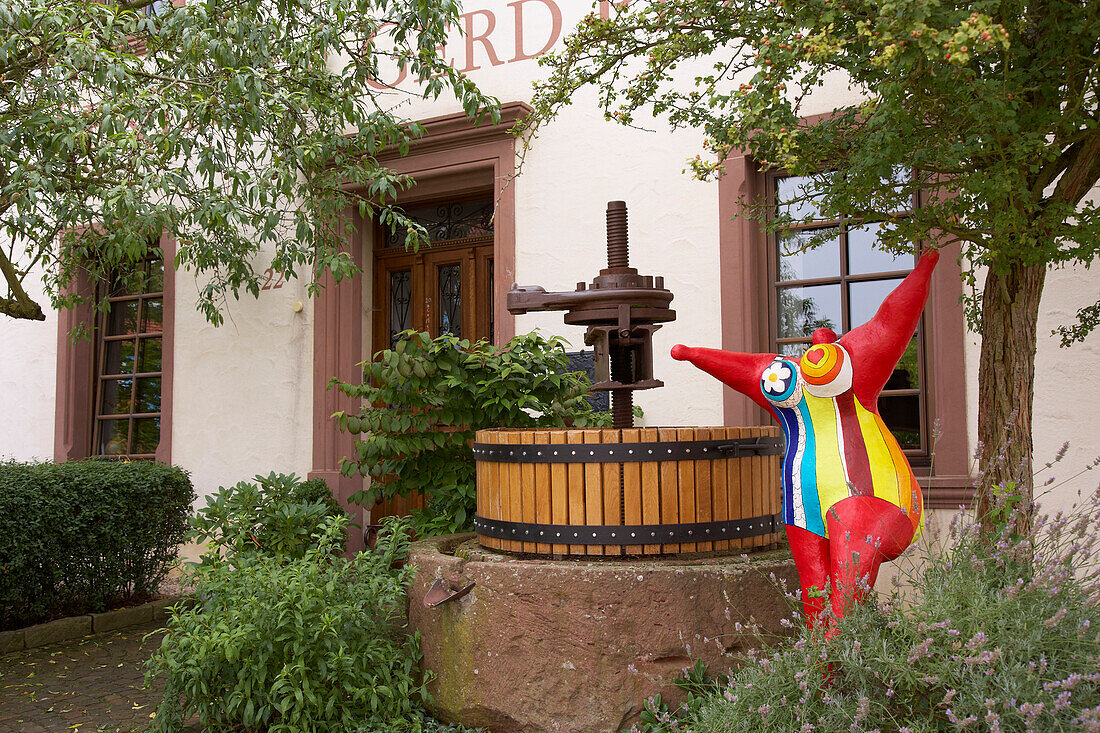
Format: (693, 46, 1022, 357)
(309, 103, 528, 551)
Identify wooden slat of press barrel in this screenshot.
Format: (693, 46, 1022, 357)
(709, 426, 729, 551)
(483, 430, 499, 550)
(520, 430, 537, 553)
(503, 431, 521, 553)
(534, 430, 552, 554)
(475, 429, 487, 549)
(640, 427, 661, 555)
(583, 429, 604, 556)
(694, 427, 714, 552)
(621, 428, 643, 555)
(567, 429, 585, 554)
(725, 426, 744, 552)
(601, 429, 622, 557)
(658, 427, 679, 553)
(550, 431, 568, 554)
(748, 422, 765, 548)
(676, 427, 697, 553)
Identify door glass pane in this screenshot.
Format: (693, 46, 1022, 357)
(776, 228, 840, 282)
(100, 378, 134, 416)
(438, 264, 461, 338)
(847, 223, 911, 275)
(389, 270, 412, 348)
(98, 419, 129, 456)
(848, 278, 904, 329)
(488, 259, 495, 344)
(385, 197, 494, 248)
(777, 284, 841, 339)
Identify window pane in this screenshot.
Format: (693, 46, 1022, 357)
(777, 284, 841, 339)
(135, 378, 162, 414)
(779, 342, 810, 358)
(137, 338, 162, 373)
(847, 223, 912, 276)
(142, 298, 163, 333)
(389, 270, 412, 348)
(143, 258, 164, 292)
(100, 378, 133, 416)
(438, 264, 461, 337)
(106, 300, 139, 336)
(886, 337, 921, 390)
(777, 228, 841, 282)
(103, 340, 136, 376)
(98, 419, 129, 456)
(775, 176, 823, 221)
(878, 394, 921, 450)
(132, 418, 160, 454)
(849, 278, 904, 329)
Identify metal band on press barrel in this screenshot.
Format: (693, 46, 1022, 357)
(471, 437, 783, 464)
(473, 514, 783, 546)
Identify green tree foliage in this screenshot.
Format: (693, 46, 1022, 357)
(520, 0, 1100, 520)
(0, 0, 497, 323)
(334, 331, 607, 535)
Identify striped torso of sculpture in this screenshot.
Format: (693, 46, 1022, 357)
(672, 249, 939, 632)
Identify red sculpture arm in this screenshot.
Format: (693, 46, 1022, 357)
(838, 249, 939, 410)
(670, 345, 779, 418)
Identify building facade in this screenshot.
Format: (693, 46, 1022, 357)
(2, 0, 1097, 556)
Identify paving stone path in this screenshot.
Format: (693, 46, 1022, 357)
(0, 620, 168, 732)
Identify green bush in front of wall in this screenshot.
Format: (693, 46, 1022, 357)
(0, 459, 194, 629)
(149, 515, 426, 733)
(334, 330, 607, 536)
(189, 472, 346, 562)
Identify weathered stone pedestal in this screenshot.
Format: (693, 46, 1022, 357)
(407, 534, 798, 733)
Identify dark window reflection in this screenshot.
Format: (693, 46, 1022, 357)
(94, 252, 165, 459)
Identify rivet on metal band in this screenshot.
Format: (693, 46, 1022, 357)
(471, 437, 783, 464)
(473, 514, 783, 546)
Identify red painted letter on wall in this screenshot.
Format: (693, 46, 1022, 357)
(459, 9, 505, 72)
(508, 0, 562, 62)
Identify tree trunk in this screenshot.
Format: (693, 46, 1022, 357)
(974, 260, 1046, 534)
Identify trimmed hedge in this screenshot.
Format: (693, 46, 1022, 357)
(0, 460, 194, 629)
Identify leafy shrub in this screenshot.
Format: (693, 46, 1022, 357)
(149, 515, 426, 732)
(335, 330, 606, 535)
(189, 472, 345, 561)
(674, 487, 1100, 733)
(0, 460, 194, 629)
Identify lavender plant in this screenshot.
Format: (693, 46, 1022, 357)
(657, 476, 1100, 733)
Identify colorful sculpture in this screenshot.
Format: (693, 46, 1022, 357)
(671, 250, 939, 632)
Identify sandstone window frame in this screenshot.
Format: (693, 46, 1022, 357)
(55, 232, 176, 464)
(718, 153, 972, 507)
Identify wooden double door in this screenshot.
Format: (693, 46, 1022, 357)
(372, 196, 496, 354)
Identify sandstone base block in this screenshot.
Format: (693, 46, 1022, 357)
(408, 535, 798, 733)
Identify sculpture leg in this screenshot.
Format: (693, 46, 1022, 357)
(785, 524, 830, 629)
(825, 496, 916, 625)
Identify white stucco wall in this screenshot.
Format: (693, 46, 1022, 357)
(0, 264, 57, 461)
